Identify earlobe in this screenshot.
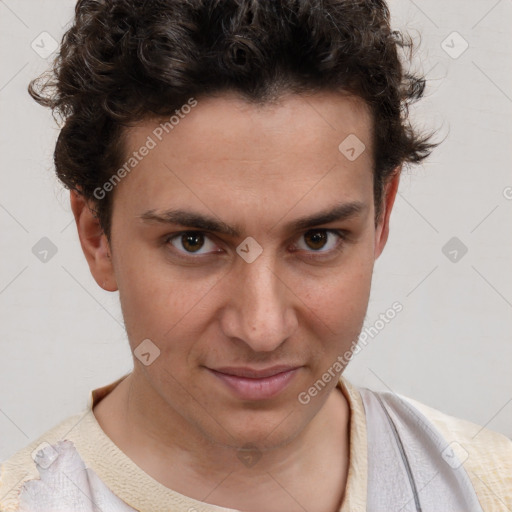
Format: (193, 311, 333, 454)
(70, 190, 118, 292)
(374, 168, 401, 259)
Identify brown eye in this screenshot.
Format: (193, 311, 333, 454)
(181, 232, 205, 252)
(167, 231, 218, 255)
(294, 229, 345, 256)
(303, 230, 329, 250)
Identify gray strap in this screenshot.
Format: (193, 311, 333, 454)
(359, 388, 484, 512)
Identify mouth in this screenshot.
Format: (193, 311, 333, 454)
(206, 365, 301, 401)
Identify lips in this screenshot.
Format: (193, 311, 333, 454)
(212, 365, 299, 379)
(207, 365, 301, 400)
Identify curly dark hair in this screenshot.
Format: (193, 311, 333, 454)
(28, 0, 436, 240)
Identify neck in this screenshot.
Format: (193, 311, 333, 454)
(93, 371, 351, 512)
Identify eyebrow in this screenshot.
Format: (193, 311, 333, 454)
(138, 201, 367, 238)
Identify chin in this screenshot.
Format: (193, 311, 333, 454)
(207, 407, 309, 452)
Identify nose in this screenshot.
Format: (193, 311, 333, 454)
(219, 253, 298, 353)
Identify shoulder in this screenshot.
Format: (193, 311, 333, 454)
(401, 394, 512, 511)
(402, 394, 512, 464)
(0, 375, 131, 511)
(355, 383, 512, 511)
(0, 410, 89, 512)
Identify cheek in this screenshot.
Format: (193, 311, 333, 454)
(307, 271, 371, 329)
(296, 253, 374, 347)
(113, 245, 221, 350)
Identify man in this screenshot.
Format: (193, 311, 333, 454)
(1, 0, 510, 511)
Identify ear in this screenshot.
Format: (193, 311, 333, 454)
(70, 190, 118, 291)
(374, 168, 400, 260)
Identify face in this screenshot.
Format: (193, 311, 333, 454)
(83, 91, 397, 450)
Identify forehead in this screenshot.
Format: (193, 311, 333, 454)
(124, 90, 372, 160)
(114, 91, 374, 224)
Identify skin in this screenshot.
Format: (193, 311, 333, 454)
(71, 91, 399, 512)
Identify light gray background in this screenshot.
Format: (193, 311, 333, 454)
(1, 0, 511, 461)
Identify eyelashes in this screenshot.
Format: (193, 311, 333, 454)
(164, 229, 347, 261)
(167, 231, 219, 256)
